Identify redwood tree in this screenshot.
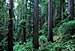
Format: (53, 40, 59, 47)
(7, 0, 14, 51)
(23, 21, 26, 42)
(61, 0, 65, 20)
(48, 0, 53, 42)
(22, 0, 27, 42)
(68, 0, 74, 20)
(33, 0, 39, 50)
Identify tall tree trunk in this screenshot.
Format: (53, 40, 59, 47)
(7, 0, 14, 51)
(53, 4, 56, 27)
(33, 0, 39, 50)
(68, 0, 74, 20)
(61, 0, 65, 20)
(4, 18, 6, 32)
(29, 0, 32, 34)
(48, 0, 53, 42)
(58, 1, 61, 20)
(23, 22, 26, 42)
(22, 0, 26, 42)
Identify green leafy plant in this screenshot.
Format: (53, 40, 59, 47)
(39, 39, 75, 51)
(58, 20, 75, 35)
(39, 35, 47, 45)
(13, 41, 33, 51)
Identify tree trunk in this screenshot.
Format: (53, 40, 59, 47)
(48, 0, 53, 42)
(7, 0, 14, 51)
(53, 4, 56, 27)
(33, 0, 39, 49)
(22, 0, 27, 42)
(61, 0, 65, 20)
(4, 18, 6, 32)
(23, 22, 26, 42)
(68, 0, 74, 20)
(29, 0, 32, 34)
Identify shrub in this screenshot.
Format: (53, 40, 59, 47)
(13, 41, 33, 51)
(39, 39, 75, 51)
(58, 20, 75, 40)
(58, 20, 75, 35)
(39, 35, 47, 45)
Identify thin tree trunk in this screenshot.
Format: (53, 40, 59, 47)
(7, 0, 14, 51)
(29, 0, 32, 34)
(61, 0, 65, 20)
(68, 0, 74, 20)
(4, 18, 6, 32)
(33, 0, 39, 49)
(23, 22, 26, 42)
(22, 0, 26, 42)
(53, 4, 56, 27)
(48, 0, 53, 42)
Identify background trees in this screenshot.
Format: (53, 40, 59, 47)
(0, 0, 75, 51)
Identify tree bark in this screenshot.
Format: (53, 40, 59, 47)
(68, 0, 74, 20)
(7, 0, 14, 51)
(53, 3, 56, 27)
(23, 22, 26, 42)
(4, 18, 6, 32)
(33, 0, 39, 49)
(48, 0, 53, 42)
(22, 0, 27, 42)
(61, 0, 65, 20)
(29, 0, 32, 34)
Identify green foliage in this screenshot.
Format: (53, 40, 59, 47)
(14, 42, 26, 51)
(58, 20, 75, 35)
(0, 1, 8, 51)
(62, 34, 71, 40)
(13, 39, 75, 51)
(39, 35, 47, 45)
(39, 22, 48, 35)
(53, 36, 60, 42)
(14, 41, 33, 51)
(39, 40, 75, 51)
(18, 19, 25, 28)
(0, 0, 75, 51)
(53, 27, 58, 35)
(0, 1, 8, 20)
(52, 20, 75, 40)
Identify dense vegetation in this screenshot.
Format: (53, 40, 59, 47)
(0, 0, 75, 51)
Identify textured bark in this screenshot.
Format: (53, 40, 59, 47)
(53, 4, 56, 27)
(23, 22, 26, 42)
(58, 1, 61, 20)
(33, 0, 39, 49)
(61, 0, 65, 20)
(7, 0, 14, 51)
(29, 0, 32, 34)
(68, 0, 74, 20)
(22, 0, 27, 42)
(4, 18, 6, 32)
(48, 0, 53, 42)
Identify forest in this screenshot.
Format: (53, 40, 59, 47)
(0, 0, 75, 51)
